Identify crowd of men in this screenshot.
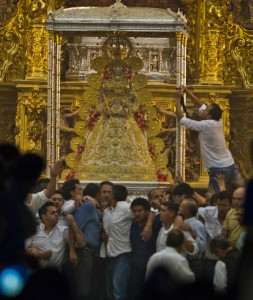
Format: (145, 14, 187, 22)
(24, 166, 246, 300)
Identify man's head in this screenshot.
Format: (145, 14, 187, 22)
(131, 198, 150, 224)
(62, 179, 82, 201)
(201, 103, 222, 121)
(148, 188, 165, 209)
(100, 181, 114, 203)
(83, 183, 100, 199)
(179, 199, 198, 219)
(112, 185, 128, 204)
(166, 229, 184, 253)
(210, 235, 231, 260)
(232, 187, 245, 211)
(216, 191, 232, 219)
(51, 190, 63, 214)
(38, 202, 58, 226)
(173, 183, 194, 204)
(160, 202, 179, 224)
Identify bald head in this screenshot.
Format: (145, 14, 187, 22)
(232, 187, 245, 210)
(179, 199, 198, 219)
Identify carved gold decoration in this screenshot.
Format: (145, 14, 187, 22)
(0, 0, 26, 83)
(70, 136, 85, 151)
(16, 90, 47, 155)
(225, 18, 253, 89)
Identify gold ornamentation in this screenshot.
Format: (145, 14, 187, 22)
(0, 0, 26, 83)
(70, 136, 85, 151)
(87, 73, 103, 90)
(74, 121, 88, 137)
(65, 152, 79, 168)
(225, 20, 253, 89)
(16, 90, 47, 154)
(133, 74, 148, 90)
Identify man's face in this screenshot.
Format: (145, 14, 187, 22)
(173, 194, 185, 205)
(150, 189, 164, 205)
(51, 193, 63, 212)
(132, 205, 149, 224)
(217, 198, 231, 218)
(100, 184, 113, 202)
(160, 205, 174, 223)
(70, 183, 83, 200)
(179, 201, 188, 217)
(200, 105, 212, 120)
(232, 187, 245, 211)
(43, 206, 58, 226)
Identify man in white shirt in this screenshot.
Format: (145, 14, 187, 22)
(25, 160, 64, 214)
(198, 191, 232, 282)
(156, 202, 199, 257)
(147, 229, 195, 284)
(176, 87, 242, 192)
(103, 185, 153, 300)
(26, 202, 85, 270)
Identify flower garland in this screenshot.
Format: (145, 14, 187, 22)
(148, 145, 157, 160)
(65, 168, 76, 180)
(134, 109, 147, 131)
(75, 144, 85, 159)
(86, 109, 101, 130)
(156, 168, 168, 182)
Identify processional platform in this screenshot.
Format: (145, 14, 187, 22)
(46, 1, 188, 184)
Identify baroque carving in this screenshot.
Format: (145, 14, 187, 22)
(0, 0, 19, 24)
(0, 0, 26, 83)
(16, 91, 47, 154)
(0, 102, 16, 144)
(225, 18, 253, 89)
(227, 0, 253, 29)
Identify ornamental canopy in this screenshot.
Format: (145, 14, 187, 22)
(46, 0, 187, 33)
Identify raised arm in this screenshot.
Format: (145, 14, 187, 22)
(176, 93, 184, 122)
(44, 160, 64, 199)
(183, 86, 202, 108)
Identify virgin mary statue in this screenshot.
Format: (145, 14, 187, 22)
(76, 54, 157, 181)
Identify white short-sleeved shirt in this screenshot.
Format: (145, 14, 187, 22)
(26, 224, 68, 269)
(103, 201, 133, 257)
(156, 224, 199, 256)
(26, 190, 50, 214)
(179, 105, 234, 170)
(146, 247, 195, 284)
(213, 260, 227, 292)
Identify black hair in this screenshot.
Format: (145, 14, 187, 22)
(166, 229, 184, 248)
(182, 199, 198, 216)
(100, 181, 114, 190)
(216, 190, 232, 205)
(173, 183, 194, 197)
(162, 202, 179, 216)
(38, 202, 56, 222)
(209, 103, 222, 121)
(62, 179, 80, 200)
(112, 185, 128, 202)
(53, 190, 62, 195)
(210, 194, 218, 206)
(210, 235, 230, 254)
(83, 183, 100, 198)
(131, 197, 150, 211)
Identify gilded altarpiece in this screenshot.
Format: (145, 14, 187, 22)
(0, 0, 252, 184)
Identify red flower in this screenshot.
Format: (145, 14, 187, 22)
(65, 169, 76, 180)
(125, 68, 134, 82)
(148, 145, 157, 160)
(156, 168, 168, 182)
(86, 109, 101, 130)
(134, 109, 147, 131)
(75, 144, 85, 159)
(103, 68, 111, 81)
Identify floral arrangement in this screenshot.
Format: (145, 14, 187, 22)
(134, 109, 147, 131)
(125, 68, 134, 82)
(86, 109, 101, 130)
(65, 168, 76, 180)
(156, 168, 168, 182)
(75, 144, 85, 159)
(148, 145, 157, 160)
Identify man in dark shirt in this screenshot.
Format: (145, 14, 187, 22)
(129, 198, 161, 300)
